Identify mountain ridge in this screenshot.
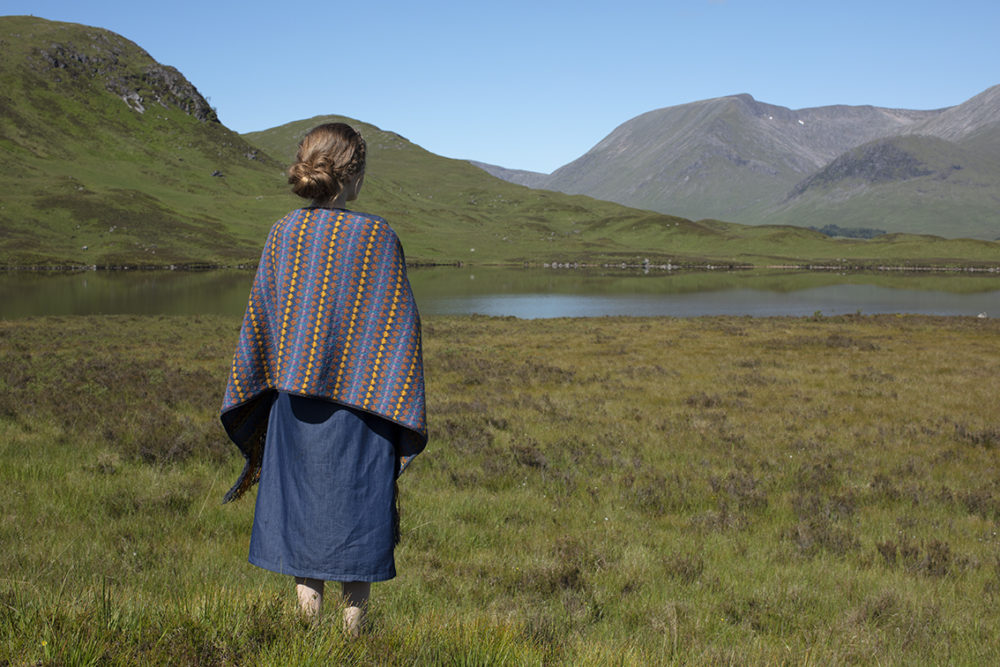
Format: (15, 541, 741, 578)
(475, 88, 1000, 239)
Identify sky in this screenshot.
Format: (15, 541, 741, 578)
(3, 0, 999, 173)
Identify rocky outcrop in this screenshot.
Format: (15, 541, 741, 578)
(112, 63, 218, 122)
(789, 139, 934, 197)
(35, 33, 218, 122)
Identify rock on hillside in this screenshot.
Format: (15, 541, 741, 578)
(35, 38, 218, 122)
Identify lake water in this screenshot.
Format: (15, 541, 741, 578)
(1, 267, 998, 319)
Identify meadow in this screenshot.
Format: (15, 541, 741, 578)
(2, 313, 999, 664)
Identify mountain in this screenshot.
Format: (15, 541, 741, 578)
(0, 15, 291, 266)
(242, 116, 703, 265)
(1, 16, 997, 268)
(911, 85, 1000, 145)
(242, 118, 1000, 267)
(0, 16, 708, 268)
(478, 89, 1000, 240)
(765, 133, 1000, 238)
(0, 16, 696, 267)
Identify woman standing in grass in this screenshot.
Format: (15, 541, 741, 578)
(220, 122, 427, 636)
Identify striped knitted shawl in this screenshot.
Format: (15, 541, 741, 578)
(220, 207, 426, 502)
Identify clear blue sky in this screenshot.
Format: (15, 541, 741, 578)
(4, 0, 998, 173)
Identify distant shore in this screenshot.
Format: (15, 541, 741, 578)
(3, 260, 1000, 274)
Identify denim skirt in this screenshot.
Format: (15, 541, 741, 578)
(248, 392, 400, 582)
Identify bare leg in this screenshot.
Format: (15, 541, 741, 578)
(295, 577, 324, 619)
(341, 581, 371, 637)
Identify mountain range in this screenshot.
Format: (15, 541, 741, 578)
(1, 15, 998, 268)
(474, 88, 1000, 240)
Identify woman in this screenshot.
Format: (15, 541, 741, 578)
(220, 123, 427, 636)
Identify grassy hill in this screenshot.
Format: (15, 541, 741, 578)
(1, 16, 999, 269)
(0, 15, 294, 266)
(248, 117, 1000, 268)
(246, 115, 704, 266)
(764, 134, 1000, 239)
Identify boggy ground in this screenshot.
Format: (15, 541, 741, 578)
(1, 314, 998, 664)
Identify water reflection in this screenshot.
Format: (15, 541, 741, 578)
(0, 270, 254, 318)
(0, 267, 997, 318)
(418, 267, 999, 318)
(430, 286, 995, 318)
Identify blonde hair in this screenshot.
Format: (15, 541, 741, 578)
(287, 123, 366, 201)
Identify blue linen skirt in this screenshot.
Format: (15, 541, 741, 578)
(249, 392, 400, 582)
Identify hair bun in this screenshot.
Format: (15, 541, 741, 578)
(288, 161, 336, 200)
(287, 123, 367, 202)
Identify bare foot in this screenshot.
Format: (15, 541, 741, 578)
(295, 577, 324, 619)
(343, 605, 365, 637)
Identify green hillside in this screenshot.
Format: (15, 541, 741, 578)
(767, 135, 1000, 239)
(248, 118, 1000, 268)
(245, 116, 703, 265)
(0, 16, 294, 266)
(1, 16, 999, 269)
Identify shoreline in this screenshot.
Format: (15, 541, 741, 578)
(2, 261, 999, 275)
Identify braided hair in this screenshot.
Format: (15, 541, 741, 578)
(287, 123, 366, 201)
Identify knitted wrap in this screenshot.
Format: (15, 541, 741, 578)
(220, 208, 426, 502)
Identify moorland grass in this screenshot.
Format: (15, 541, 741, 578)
(1, 314, 999, 664)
